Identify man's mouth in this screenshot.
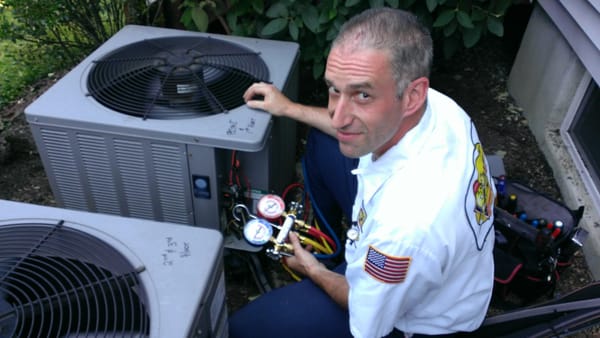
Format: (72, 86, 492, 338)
(336, 130, 362, 143)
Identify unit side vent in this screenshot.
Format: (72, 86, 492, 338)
(150, 143, 191, 224)
(35, 127, 193, 224)
(78, 133, 120, 214)
(40, 129, 87, 210)
(114, 139, 154, 219)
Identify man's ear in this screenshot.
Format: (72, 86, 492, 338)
(402, 77, 429, 116)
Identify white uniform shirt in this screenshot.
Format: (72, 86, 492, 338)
(345, 89, 495, 338)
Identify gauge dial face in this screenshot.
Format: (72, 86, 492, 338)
(257, 194, 285, 220)
(243, 218, 273, 246)
(347, 227, 359, 241)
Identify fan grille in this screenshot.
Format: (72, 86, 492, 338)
(0, 221, 150, 337)
(86, 36, 270, 119)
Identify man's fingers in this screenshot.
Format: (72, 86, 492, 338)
(289, 232, 312, 253)
(288, 231, 301, 246)
(244, 82, 270, 97)
(245, 99, 264, 110)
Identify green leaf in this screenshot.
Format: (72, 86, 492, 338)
(443, 19, 457, 37)
(472, 7, 486, 21)
(191, 7, 209, 32)
(492, 0, 513, 15)
(456, 10, 474, 29)
(302, 6, 320, 33)
(180, 9, 193, 28)
(462, 26, 481, 48)
(385, 0, 399, 7)
(326, 24, 339, 40)
(226, 12, 238, 31)
(370, 0, 385, 8)
(425, 0, 437, 12)
(487, 16, 504, 37)
(251, 0, 265, 14)
(400, 0, 418, 8)
(261, 18, 288, 36)
(321, 8, 336, 22)
(289, 20, 299, 40)
(266, 3, 288, 19)
(339, 6, 350, 15)
(345, 0, 361, 7)
(432, 9, 454, 27)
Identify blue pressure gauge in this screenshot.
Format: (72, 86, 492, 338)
(243, 218, 273, 246)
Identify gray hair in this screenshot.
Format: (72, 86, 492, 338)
(332, 8, 433, 96)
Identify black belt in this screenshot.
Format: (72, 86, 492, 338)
(387, 329, 457, 337)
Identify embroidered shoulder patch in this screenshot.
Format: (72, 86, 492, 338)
(364, 246, 411, 284)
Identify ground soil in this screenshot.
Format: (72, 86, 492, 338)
(0, 8, 597, 335)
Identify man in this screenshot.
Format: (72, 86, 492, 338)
(229, 7, 495, 338)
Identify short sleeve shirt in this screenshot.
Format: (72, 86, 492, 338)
(345, 89, 496, 338)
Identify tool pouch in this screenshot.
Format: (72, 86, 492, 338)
(492, 178, 587, 306)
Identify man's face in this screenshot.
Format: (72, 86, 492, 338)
(324, 45, 406, 159)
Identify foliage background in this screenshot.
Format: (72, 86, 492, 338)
(0, 0, 514, 113)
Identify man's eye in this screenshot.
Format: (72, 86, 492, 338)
(328, 86, 339, 94)
(357, 92, 370, 100)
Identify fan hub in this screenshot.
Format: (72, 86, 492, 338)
(155, 50, 202, 75)
(167, 51, 195, 68)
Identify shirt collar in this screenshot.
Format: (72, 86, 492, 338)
(351, 92, 435, 204)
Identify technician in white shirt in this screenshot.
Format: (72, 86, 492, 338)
(229, 7, 495, 338)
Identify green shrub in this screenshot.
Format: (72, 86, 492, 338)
(0, 40, 65, 109)
(0, 0, 146, 110)
(0, 0, 139, 65)
(0, 0, 515, 110)
(179, 0, 514, 79)
(0, 5, 68, 110)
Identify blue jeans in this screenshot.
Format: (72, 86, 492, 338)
(228, 263, 352, 338)
(301, 128, 358, 233)
(228, 261, 456, 337)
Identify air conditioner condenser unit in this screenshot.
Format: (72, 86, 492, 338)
(0, 199, 226, 338)
(25, 25, 300, 231)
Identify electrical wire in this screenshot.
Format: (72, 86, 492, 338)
(281, 182, 309, 222)
(313, 220, 333, 253)
(281, 182, 304, 201)
(298, 235, 332, 255)
(227, 150, 253, 203)
(306, 226, 336, 252)
(281, 260, 302, 282)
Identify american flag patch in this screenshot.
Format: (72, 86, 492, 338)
(364, 246, 411, 283)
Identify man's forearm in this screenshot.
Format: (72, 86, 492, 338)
(284, 103, 336, 138)
(307, 263, 349, 309)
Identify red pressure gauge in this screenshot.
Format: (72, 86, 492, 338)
(257, 194, 285, 221)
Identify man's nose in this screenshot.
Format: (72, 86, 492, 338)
(329, 96, 352, 129)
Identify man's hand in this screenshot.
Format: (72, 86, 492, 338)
(243, 82, 292, 117)
(283, 232, 326, 278)
(243, 82, 336, 137)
